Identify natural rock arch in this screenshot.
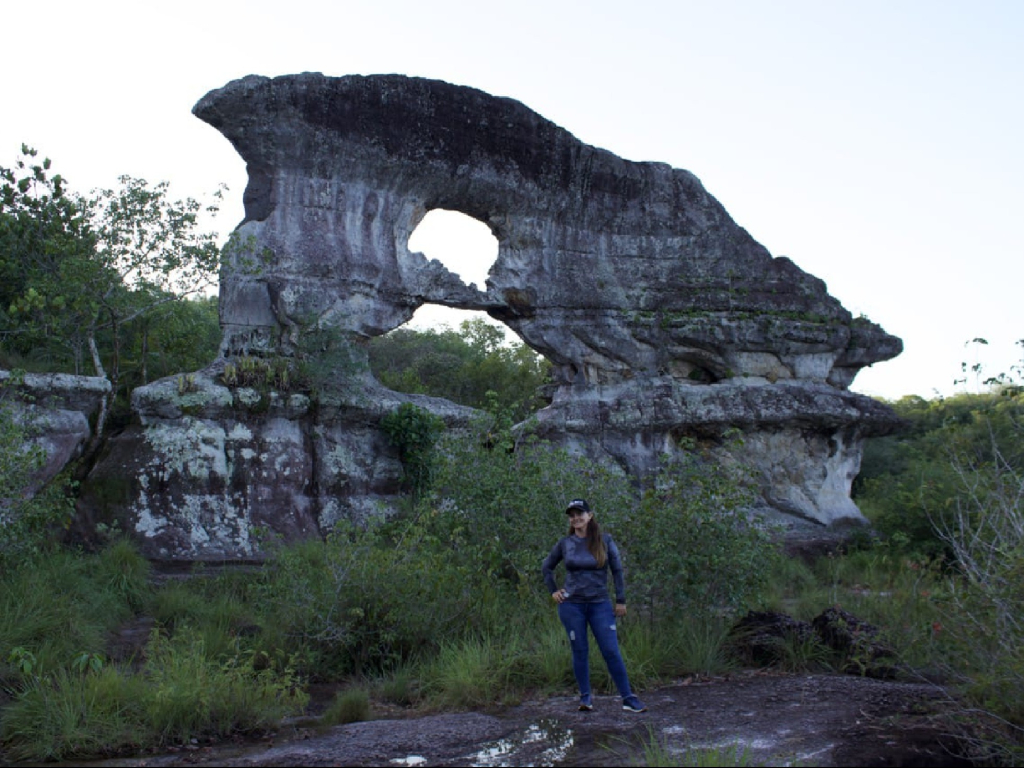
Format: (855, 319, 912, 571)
(74, 73, 903, 560)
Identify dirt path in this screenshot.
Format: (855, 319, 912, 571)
(79, 671, 972, 767)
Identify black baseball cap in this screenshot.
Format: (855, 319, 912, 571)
(566, 498, 591, 514)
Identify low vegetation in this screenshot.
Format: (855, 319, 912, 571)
(2, 385, 1023, 763)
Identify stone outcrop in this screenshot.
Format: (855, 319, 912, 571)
(730, 608, 899, 679)
(75, 368, 479, 560)
(0, 370, 110, 496)
(76, 73, 902, 560)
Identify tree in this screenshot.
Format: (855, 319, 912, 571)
(120, 295, 221, 390)
(80, 174, 223, 385)
(1, 146, 225, 433)
(856, 391, 1024, 559)
(367, 317, 551, 422)
(0, 145, 96, 370)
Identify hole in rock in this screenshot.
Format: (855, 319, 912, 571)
(371, 208, 552, 421)
(408, 208, 497, 290)
(404, 208, 503, 338)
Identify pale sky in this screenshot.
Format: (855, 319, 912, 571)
(3, 0, 1021, 401)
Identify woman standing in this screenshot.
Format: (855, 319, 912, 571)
(542, 498, 647, 713)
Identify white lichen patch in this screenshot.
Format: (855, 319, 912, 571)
(235, 387, 262, 408)
(133, 500, 169, 538)
(228, 423, 254, 441)
(143, 419, 228, 480)
(179, 494, 254, 556)
(323, 443, 355, 477)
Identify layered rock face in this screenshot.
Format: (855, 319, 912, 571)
(0, 370, 109, 497)
(79, 73, 902, 559)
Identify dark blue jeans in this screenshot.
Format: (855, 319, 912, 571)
(557, 599, 634, 699)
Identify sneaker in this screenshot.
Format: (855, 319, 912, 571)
(622, 696, 647, 713)
(578, 694, 593, 711)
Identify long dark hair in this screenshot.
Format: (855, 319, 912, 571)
(567, 515, 607, 567)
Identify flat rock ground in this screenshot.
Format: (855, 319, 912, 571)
(72, 670, 975, 768)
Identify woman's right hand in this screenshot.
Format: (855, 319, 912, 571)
(552, 589, 567, 604)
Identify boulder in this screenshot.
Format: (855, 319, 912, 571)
(0, 370, 109, 496)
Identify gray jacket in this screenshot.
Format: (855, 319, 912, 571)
(542, 533, 626, 604)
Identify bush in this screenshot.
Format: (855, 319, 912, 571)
(856, 392, 1024, 561)
(381, 402, 446, 497)
(423, 427, 637, 597)
(927, 410, 1024, 738)
(619, 453, 783, 623)
(252, 522, 478, 679)
(322, 687, 371, 725)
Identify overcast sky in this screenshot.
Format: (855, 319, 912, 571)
(3, 0, 1021, 401)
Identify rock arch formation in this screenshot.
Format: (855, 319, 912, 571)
(76, 73, 902, 560)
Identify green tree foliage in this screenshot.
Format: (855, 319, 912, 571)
(853, 344, 1024, 748)
(932, 446, 1024, 739)
(620, 450, 782, 623)
(368, 318, 551, 422)
(380, 403, 446, 498)
(855, 391, 1024, 560)
(0, 146, 224, 421)
(387, 425, 778, 626)
(0, 146, 97, 370)
(119, 295, 221, 390)
(423, 428, 639, 593)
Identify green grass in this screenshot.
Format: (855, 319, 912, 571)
(0, 544, 149, 680)
(417, 634, 511, 709)
(374, 665, 421, 706)
(0, 665, 148, 762)
(322, 687, 371, 725)
(630, 725, 761, 767)
(0, 629, 308, 763)
(2, 529, 1022, 762)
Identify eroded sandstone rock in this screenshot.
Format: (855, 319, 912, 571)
(0, 370, 109, 497)
(77, 73, 903, 559)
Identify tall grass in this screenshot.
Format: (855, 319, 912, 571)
(0, 541, 150, 680)
(0, 666, 148, 762)
(322, 687, 371, 725)
(1, 629, 308, 762)
(0, 542, 307, 762)
(0, 528, 1016, 762)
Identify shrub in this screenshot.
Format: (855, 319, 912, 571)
(927, 410, 1024, 745)
(619, 454, 783, 623)
(322, 687, 371, 725)
(424, 426, 636, 597)
(253, 522, 477, 679)
(381, 402, 446, 498)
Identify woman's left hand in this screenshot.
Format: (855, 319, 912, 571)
(614, 603, 627, 618)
